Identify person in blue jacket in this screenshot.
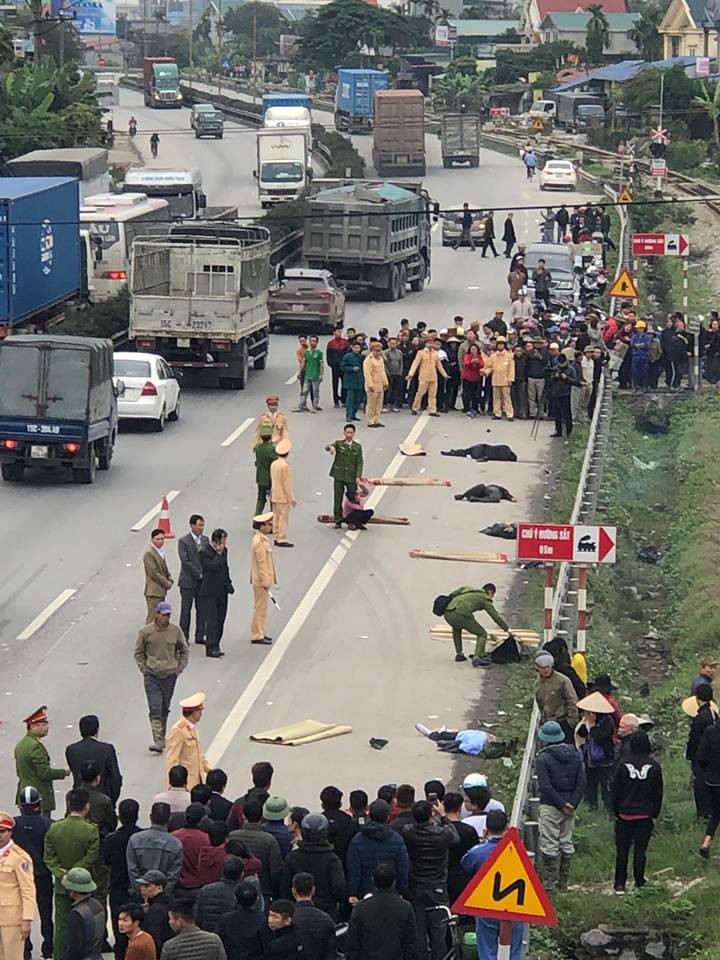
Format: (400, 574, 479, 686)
(340, 342, 365, 422)
(346, 799, 409, 903)
(460, 810, 525, 960)
(630, 320, 653, 391)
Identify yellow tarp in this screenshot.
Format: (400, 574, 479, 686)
(250, 719, 352, 746)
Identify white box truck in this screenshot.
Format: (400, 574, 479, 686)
(255, 129, 310, 208)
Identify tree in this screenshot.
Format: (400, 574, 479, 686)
(296, 0, 427, 70)
(623, 66, 700, 138)
(693, 80, 720, 148)
(42, 21, 87, 67)
(628, 5, 663, 61)
(585, 4, 609, 65)
(433, 72, 486, 112)
(224, 2, 288, 58)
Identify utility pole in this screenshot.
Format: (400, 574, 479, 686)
(188, 0, 193, 88)
(217, 0, 223, 95)
(251, 5, 257, 104)
(30, 0, 42, 64)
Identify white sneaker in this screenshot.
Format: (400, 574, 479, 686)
(415, 723, 432, 737)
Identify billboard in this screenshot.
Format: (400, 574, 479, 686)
(52, 0, 117, 36)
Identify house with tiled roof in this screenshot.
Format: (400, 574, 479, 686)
(524, 0, 629, 36)
(540, 11, 639, 54)
(659, 0, 720, 58)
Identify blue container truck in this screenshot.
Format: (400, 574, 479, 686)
(335, 69, 389, 133)
(261, 92, 312, 118)
(0, 177, 82, 334)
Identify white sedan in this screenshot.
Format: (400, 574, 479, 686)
(539, 159, 578, 191)
(113, 352, 181, 431)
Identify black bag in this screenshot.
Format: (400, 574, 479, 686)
(490, 633, 522, 664)
(432, 594, 451, 617)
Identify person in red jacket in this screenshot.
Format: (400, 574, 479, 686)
(461, 344, 484, 418)
(326, 326, 350, 408)
(173, 803, 209, 900)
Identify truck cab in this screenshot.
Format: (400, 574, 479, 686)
(0, 335, 118, 484)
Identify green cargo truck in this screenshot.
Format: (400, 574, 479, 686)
(303, 180, 431, 302)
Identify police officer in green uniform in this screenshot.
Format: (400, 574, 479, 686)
(14, 706, 70, 816)
(43, 790, 99, 960)
(326, 423, 364, 528)
(443, 583, 509, 666)
(253, 423, 277, 516)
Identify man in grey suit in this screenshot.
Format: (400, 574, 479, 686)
(178, 513, 208, 644)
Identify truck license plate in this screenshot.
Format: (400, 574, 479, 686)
(176, 338, 191, 347)
(292, 304, 304, 312)
(30, 446, 48, 459)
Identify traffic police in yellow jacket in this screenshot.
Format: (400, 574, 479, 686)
(0, 811, 36, 960)
(164, 692, 209, 789)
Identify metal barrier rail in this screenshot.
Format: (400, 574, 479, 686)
(510, 373, 611, 856)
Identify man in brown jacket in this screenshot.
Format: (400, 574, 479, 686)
(407, 339, 449, 416)
(534, 652, 579, 741)
(270, 440, 296, 548)
(486, 338, 515, 421)
(250, 513, 277, 645)
(143, 530, 173, 623)
(363, 341, 389, 428)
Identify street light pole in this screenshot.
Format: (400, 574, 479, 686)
(251, 6, 257, 104)
(188, 0, 193, 88)
(217, 0, 223, 95)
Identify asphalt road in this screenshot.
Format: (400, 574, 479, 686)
(0, 90, 596, 811)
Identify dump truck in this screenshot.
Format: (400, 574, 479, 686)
(335, 68, 389, 133)
(440, 113, 480, 168)
(143, 57, 182, 108)
(552, 92, 605, 132)
(372, 89, 426, 178)
(303, 180, 431, 301)
(129, 223, 271, 389)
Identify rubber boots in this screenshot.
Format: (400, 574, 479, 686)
(558, 853, 573, 891)
(537, 852, 560, 892)
(148, 717, 164, 754)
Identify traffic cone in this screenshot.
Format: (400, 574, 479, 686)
(157, 496, 175, 539)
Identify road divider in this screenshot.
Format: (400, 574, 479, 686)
(221, 418, 254, 448)
(206, 413, 429, 765)
(17, 589, 77, 641)
(130, 490, 181, 532)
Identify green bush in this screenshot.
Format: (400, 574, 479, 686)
(316, 128, 365, 178)
(59, 290, 130, 339)
(667, 139, 707, 172)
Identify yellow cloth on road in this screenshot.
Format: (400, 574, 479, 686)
(250, 719, 352, 746)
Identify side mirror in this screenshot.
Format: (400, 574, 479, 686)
(114, 378, 126, 397)
(91, 234, 103, 263)
(198, 192, 207, 209)
(174, 369, 184, 380)
(432, 201, 440, 222)
(253, 170, 258, 179)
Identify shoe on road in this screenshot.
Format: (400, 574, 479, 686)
(455, 652, 468, 662)
(415, 722, 432, 737)
(275, 541, 294, 547)
(206, 650, 225, 658)
(251, 637, 273, 645)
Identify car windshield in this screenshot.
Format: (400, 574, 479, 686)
(525, 252, 573, 274)
(281, 277, 326, 291)
(114, 358, 152, 378)
(196, 105, 215, 114)
(260, 162, 304, 183)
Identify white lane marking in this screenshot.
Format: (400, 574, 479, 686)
(17, 589, 77, 641)
(130, 490, 181, 532)
(207, 414, 428, 765)
(467, 285, 479, 290)
(221, 417, 254, 448)
(285, 373, 298, 385)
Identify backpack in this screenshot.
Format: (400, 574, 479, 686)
(432, 594, 450, 617)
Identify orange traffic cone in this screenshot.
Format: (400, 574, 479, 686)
(157, 496, 175, 539)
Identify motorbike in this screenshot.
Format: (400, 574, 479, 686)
(128, 122, 137, 139)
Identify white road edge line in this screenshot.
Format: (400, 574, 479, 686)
(221, 417, 254, 448)
(207, 414, 429, 765)
(17, 589, 77, 642)
(130, 490, 181, 532)
(285, 373, 298, 385)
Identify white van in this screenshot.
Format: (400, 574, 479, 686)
(529, 100, 556, 120)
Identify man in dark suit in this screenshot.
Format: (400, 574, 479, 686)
(178, 514, 209, 645)
(199, 528, 234, 660)
(66, 715, 123, 807)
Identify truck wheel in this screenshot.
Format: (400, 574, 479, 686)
(410, 256, 426, 293)
(195, 132, 200, 139)
(398, 263, 407, 299)
(470, 157, 480, 168)
(442, 159, 450, 169)
(384, 265, 400, 302)
(98, 436, 114, 470)
(1, 462, 22, 481)
(253, 355, 267, 371)
(72, 454, 96, 485)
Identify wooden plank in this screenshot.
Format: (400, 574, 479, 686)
(367, 477, 452, 487)
(410, 548, 508, 563)
(317, 514, 409, 526)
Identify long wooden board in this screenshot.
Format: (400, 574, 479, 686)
(317, 514, 409, 526)
(410, 548, 508, 563)
(367, 477, 452, 487)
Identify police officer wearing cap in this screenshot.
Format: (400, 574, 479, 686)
(254, 424, 277, 517)
(270, 440, 295, 548)
(0, 811, 35, 960)
(164, 693, 209, 790)
(14, 708, 70, 816)
(13, 788, 52, 960)
(253, 395, 290, 446)
(250, 514, 276, 645)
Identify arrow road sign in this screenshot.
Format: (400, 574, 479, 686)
(516, 523, 617, 563)
(632, 233, 689, 257)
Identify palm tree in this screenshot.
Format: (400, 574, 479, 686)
(628, 6, 663, 62)
(693, 80, 720, 148)
(585, 3, 610, 65)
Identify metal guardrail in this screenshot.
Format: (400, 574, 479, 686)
(511, 374, 611, 856)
